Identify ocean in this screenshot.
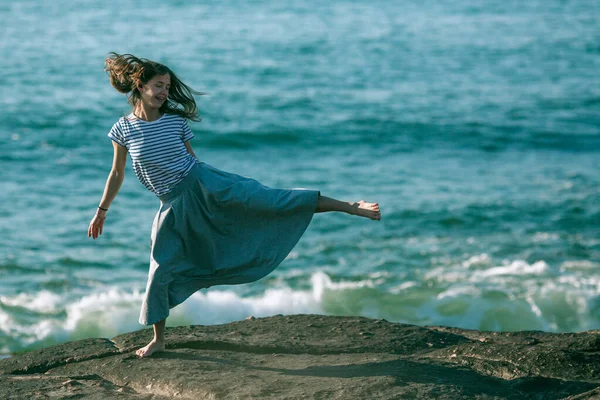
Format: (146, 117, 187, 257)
(1, 0, 599, 356)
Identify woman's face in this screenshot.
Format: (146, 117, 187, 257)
(138, 74, 171, 109)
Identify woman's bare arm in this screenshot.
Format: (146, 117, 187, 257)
(184, 140, 198, 160)
(88, 141, 128, 239)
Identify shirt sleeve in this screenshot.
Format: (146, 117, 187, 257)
(181, 119, 195, 142)
(107, 120, 126, 147)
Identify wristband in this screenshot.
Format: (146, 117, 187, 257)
(98, 206, 109, 212)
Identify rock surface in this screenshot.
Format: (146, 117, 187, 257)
(2, 314, 600, 399)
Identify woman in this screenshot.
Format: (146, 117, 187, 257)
(88, 53, 381, 358)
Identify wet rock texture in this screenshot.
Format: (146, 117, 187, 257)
(1, 315, 600, 399)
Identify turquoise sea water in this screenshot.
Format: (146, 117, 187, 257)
(1, 0, 599, 355)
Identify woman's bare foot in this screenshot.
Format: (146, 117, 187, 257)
(136, 339, 165, 358)
(351, 200, 381, 220)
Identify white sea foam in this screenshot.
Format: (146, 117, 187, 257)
(0, 308, 60, 353)
(176, 287, 321, 326)
(561, 260, 599, 271)
(389, 281, 418, 294)
(1, 290, 62, 313)
(472, 260, 548, 279)
(428, 257, 553, 284)
(367, 271, 392, 279)
(461, 253, 491, 269)
(0, 279, 322, 353)
(310, 271, 377, 302)
(0, 310, 12, 354)
(436, 286, 481, 300)
(532, 232, 560, 242)
(0, 270, 388, 353)
(525, 295, 543, 317)
(64, 289, 145, 336)
(2, 262, 600, 354)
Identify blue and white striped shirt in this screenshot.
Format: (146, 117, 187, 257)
(108, 113, 197, 196)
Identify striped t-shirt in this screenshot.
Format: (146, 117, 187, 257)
(108, 113, 197, 196)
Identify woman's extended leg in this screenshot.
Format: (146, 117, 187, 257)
(136, 318, 166, 357)
(316, 195, 381, 221)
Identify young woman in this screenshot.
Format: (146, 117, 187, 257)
(88, 53, 381, 358)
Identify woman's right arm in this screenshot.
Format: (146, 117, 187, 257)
(88, 141, 128, 239)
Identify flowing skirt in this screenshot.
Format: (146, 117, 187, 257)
(139, 162, 319, 325)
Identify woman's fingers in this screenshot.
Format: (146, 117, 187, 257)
(88, 217, 105, 239)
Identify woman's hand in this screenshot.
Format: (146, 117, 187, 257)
(88, 211, 107, 239)
(88, 141, 127, 240)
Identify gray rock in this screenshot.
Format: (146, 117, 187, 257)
(1, 315, 599, 399)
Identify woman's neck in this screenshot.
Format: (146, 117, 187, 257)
(133, 104, 162, 122)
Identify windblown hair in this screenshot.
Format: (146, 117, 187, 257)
(104, 52, 204, 121)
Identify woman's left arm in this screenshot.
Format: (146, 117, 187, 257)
(184, 140, 199, 160)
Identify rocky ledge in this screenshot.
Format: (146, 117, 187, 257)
(1, 315, 600, 399)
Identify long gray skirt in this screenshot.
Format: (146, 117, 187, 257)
(139, 162, 320, 325)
